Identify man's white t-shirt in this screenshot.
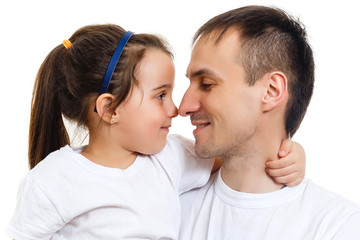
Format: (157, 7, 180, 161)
(179, 170, 360, 240)
(7, 134, 214, 240)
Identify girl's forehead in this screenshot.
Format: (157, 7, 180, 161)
(136, 49, 175, 89)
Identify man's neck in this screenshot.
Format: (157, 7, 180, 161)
(220, 132, 286, 193)
(220, 158, 283, 193)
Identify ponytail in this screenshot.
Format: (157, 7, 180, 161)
(28, 46, 70, 169)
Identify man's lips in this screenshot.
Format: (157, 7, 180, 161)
(191, 121, 211, 135)
(190, 114, 211, 133)
(191, 122, 211, 129)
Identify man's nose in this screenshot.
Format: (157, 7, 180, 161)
(179, 87, 200, 117)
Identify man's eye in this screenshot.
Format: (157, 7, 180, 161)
(200, 83, 212, 90)
(157, 93, 167, 100)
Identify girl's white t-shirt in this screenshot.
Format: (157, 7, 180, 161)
(7, 134, 214, 240)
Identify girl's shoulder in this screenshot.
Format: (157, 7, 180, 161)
(153, 134, 198, 166)
(154, 134, 214, 194)
(27, 145, 84, 181)
(163, 134, 195, 155)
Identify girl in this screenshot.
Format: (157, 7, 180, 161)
(7, 24, 305, 239)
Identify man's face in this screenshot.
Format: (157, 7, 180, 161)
(179, 30, 264, 159)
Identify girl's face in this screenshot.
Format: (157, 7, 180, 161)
(113, 48, 178, 154)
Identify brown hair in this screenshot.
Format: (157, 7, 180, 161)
(29, 24, 172, 169)
(193, 6, 315, 138)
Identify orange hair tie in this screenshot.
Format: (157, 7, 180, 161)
(62, 39, 72, 49)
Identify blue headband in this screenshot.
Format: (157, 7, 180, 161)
(95, 31, 134, 112)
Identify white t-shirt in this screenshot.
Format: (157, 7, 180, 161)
(179, 170, 360, 240)
(7, 134, 214, 240)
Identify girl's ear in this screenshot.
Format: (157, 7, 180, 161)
(95, 93, 117, 124)
(262, 71, 288, 112)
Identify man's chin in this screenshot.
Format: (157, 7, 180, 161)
(194, 142, 215, 159)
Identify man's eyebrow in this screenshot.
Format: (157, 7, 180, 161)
(185, 68, 217, 79)
(151, 83, 173, 91)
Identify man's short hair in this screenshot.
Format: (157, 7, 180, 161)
(193, 5, 315, 138)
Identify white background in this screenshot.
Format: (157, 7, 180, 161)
(0, 0, 359, 238)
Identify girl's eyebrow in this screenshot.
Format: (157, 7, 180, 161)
(151, 83, 173, 91)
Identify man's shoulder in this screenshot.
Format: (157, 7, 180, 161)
(304, 179, 360, 211)
(300, 179, 360, 236)
(332, 211, 360, 239)
(304, 180, 360, 236)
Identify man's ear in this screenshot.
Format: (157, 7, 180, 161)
(262, 71, 288, 112)
(95, 93, 117, 124)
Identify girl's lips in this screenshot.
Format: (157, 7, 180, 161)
(161, 126, 171, 132)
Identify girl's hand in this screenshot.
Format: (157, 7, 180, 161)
(266, 139, 306, 187)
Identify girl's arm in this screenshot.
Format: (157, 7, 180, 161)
(211, 157, 223, 173)
(266, 139, 306, 187)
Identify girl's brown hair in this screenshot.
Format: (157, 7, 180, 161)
(29, 24, 172, 169)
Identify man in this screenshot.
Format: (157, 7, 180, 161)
(178, 6, 360, 239)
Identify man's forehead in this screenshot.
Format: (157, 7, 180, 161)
(194, 28, 241, 47)
(186, 30, 242, 79)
